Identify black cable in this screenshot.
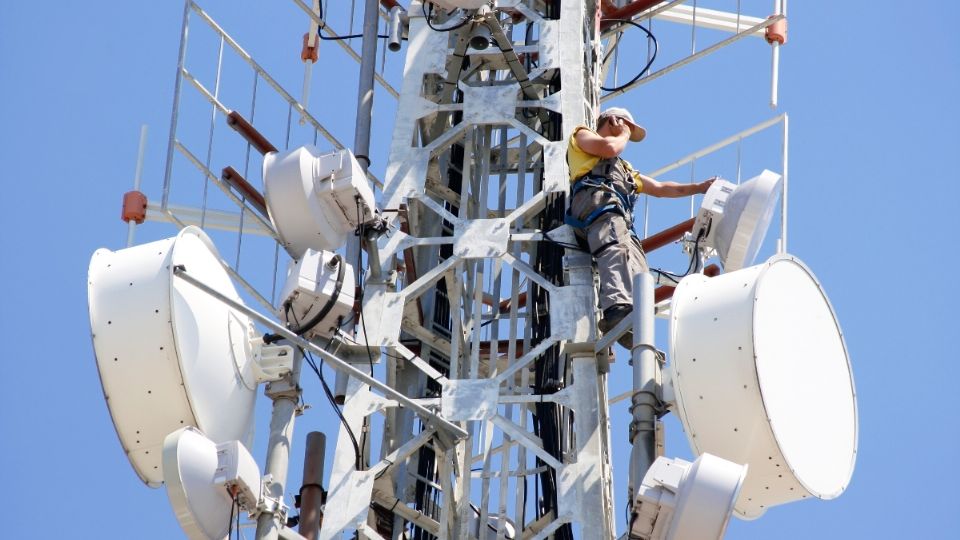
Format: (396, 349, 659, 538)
(356, 198, 377, 378)
(651, 268, 681, 284)
(469, 504, 516, 539)
(228, 493, 237, 539)
(685, 227, 705, 276)
(303, 346, 363, 470)
(600, 19, 658, 93)
(284, 254, 346, 336)
(354, 199, 377, 473)
(421, 2, 470, 33)
(287, 307, 362, 471)
(648, 227, 705, 286)
(313, 2, 398, 41)
(317, 32, 392, 41)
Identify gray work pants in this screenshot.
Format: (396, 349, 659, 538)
(570, 190, 649, 312)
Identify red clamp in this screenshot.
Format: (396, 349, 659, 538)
(121, 191, 148, 224)
(765, 16, 787, 45)
(302, 32, 319, 63)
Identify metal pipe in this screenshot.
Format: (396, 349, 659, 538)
(222, 166, 268, 218)
(171, 266, 469, 440)
(387, 6, 403, 52)
(227, 110, 278, 154)
(770, 41, 780, 108)
(780, 113, 789, 252)
(161, 0, 191, 211)
(339, 0, 382, 409)
(770, 0, 782, 108)
(201, 35, 225, 229)
(629, 272, 658, 504)
(299, 431, 327, 539)
(256, 348, 304, 540)
(127, 125, 148, 247)
(289, 0, 399, 99)
(647, 113, 786, 178)
(639, 217, 695, 253)
(173, 140, 278, 239)
(353, 0, 380, 171)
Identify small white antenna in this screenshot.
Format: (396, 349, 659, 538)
(126, 124, 148, 248)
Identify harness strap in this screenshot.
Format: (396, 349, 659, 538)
(567, 174, 637, 230)
(565, 202, 624, 230)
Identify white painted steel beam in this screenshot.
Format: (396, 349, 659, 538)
(146, 203, 274, 237)
(654, 4, 766, 35)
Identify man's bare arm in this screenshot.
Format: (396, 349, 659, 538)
(574, 121, 631, 158)
(639, 174, 715, 198)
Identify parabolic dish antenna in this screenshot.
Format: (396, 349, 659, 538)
(263, 146, 376, 258)
(87, 226, 258, 487)
(694, 170, 782, 272)
(669, 254, 857, 518)
(163, 427, 262, 540)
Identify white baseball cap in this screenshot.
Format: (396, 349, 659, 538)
(598, 107, 646, 142)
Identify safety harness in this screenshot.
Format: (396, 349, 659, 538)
(565, 157, 639, 230)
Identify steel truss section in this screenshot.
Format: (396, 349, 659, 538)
(322, 2, 616, 540)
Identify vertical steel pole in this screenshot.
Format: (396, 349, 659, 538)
(336, 0, 381, 399)
(780, 113, 789, 253)
(161, 0, 191, 211)
(255, 349, 304, 540)
(126, 125, 148, 247)
(300, 431, 328, 540)
(628, 273, 658, 504)
(770, 0, 783, 108)
(353, 0, 379, 171)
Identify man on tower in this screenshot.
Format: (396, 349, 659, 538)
(567, 107, 715, 343)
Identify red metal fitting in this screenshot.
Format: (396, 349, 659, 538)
(121, 191, 148, 224)
(302, 32, 319, 63)
(765, 16, 787, 45)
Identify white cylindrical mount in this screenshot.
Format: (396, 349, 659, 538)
(669, 254, 857, 518)
(388, 6, 404, 52)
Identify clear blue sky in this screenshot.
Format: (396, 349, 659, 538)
(1, 1, 958, 539)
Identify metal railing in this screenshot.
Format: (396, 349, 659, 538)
(641, 113, 789, 253)
(601, 0, 785, 107)
(155, 0, 399, 307)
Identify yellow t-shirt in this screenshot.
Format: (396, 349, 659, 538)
(567, 125, 643, 193)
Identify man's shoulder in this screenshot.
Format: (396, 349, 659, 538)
(569, 125, 596, 150)
(571, 125, 595, 138)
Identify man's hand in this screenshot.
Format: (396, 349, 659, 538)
(608, 116, 631, 139)
(698, 176, 718, 194)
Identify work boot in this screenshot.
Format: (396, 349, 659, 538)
(598, 304, 634, 349)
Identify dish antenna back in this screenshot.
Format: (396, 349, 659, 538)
(668, 255, 857, 518)
(87, 227, 258, 486)
(693, 170, 782, 271)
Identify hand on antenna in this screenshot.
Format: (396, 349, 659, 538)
(698, 176, 718, 194)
